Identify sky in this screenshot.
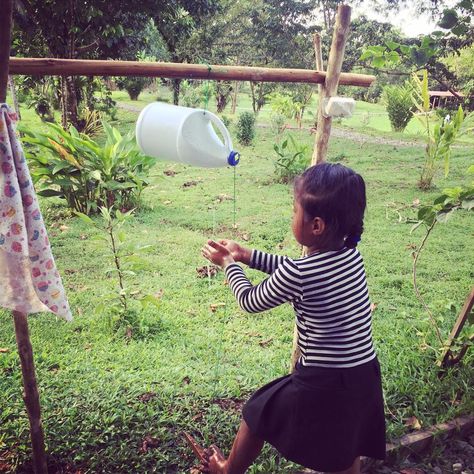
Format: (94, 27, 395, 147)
(353, 2, 438, 37)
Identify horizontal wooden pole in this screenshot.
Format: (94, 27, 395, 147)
(8, 57, 375, 87)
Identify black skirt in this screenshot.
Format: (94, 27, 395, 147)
(242, 357, 386, 472)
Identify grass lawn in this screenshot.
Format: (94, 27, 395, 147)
(0, 92, 473, 473)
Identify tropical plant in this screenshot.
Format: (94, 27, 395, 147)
(76, 207, 161, 339)
(236, 111, 256, 146)
(273, 134, 309, 183)
(382, 81, 416, 132)
(116, 76, 152, 101)
(180, 80, 206, 108)
(412, 70, 474, 189)
(270, 112, 286, 135)
(20, 121, 155, 214)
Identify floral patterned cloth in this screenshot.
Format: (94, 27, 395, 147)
(0, 103, 71, 320)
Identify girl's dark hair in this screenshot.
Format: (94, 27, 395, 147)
(294, 163, 366, 248)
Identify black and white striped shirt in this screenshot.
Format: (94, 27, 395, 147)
(225, 247, 376, 368)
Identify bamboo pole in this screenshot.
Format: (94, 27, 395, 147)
(290, 32, 327, 373)
(12, 311, 48, 474)
(0, 0, 13, 102)
(1, 2, 48, 471)
(438, 287, 474, 368)
(311, 33, 325, 164)
(313, 5, 352, 164)
(8, 57, 375, 87)
(314, 33, 324, 98)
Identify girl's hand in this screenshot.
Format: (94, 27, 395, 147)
(202, 240, 235, 268)
(218, 239, 252, 265)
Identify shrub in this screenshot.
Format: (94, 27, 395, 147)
(382, 82, 416, 132)
(236, 111, 256, 146)
(273, 134, 310, 183)
(20, 121, 155, 214)
(220, 115, 233, 128)
(180, 80, 206, 108)
(116, 77, 151, 101)
(270, 112, 286, 135)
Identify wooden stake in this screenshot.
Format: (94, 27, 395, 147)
(438, 286, 474, 368)
(0, 0, 13, 102)
(313, 5, 352, 164)
(313, 33, 324, 97)
(13, 311, 48, 474)
(311, 33, 324, 165)
(8, 57, 375, 87)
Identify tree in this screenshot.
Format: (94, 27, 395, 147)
(359, 1, 474, 107)
(12, 0, 218, 124)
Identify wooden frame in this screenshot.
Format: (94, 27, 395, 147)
(8, 57, 375, 87)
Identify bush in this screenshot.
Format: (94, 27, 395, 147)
(116, 77, 151, 101)
(273, 134, 310, 183)
(20, 121, 155, 214)
(383, 83, 416, 132)
(220, 115, 233, 128)
(180, 80, 206, 108)
(236, 111, 256, 146)
(270, 112, 286, 134)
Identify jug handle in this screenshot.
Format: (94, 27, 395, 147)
(206, 112, 240, 166)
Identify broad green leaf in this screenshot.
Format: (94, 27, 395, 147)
(75, 212, 95, 226)
(140, 294, 161, 309)
(385, 40, 400, 51)
(37, 189, 64, 197)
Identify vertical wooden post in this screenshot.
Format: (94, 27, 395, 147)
(0, 0, 13, 102)
(313, 33, 324, 98)
(310, 33, 324, 166)
(13, 312, 48, 474)
(291, 7, 352, 372)
(438, 287, 474, 368)
(1, 2, 48, 471)
(312, 5, 351, 164)
(290, 32, 328, 372)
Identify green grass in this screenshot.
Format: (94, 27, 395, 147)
(0, 94, 473, 473)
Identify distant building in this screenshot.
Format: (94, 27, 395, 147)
(429, 90, 464, 108)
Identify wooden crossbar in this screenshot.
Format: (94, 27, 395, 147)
(8, 57, 375, 87)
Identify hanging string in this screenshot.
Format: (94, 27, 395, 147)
(233, 165, 237, 234)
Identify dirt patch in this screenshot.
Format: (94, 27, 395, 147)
(212, 397, 245, 412)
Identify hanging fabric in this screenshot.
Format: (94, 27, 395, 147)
(0, 104, 71, 320)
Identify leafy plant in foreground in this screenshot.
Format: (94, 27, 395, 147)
(76, 207, 161, 339)
(411, 165, 474, 366)
(273, 134, 309, 183)
(21, 121, 155, 215)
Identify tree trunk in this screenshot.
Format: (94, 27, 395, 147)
(172, 79, 181, 105)
(249, 81, 257, 114)
(60, 76, 79, 129)
(8, 75, 21, 119)
(231, 80, 239, 114)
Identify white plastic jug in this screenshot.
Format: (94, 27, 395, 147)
(136, 102, 240, 168)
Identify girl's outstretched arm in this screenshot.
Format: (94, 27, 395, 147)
(202, 240, 301, 313)
(219, 240, 287, 275)
(225, 258, 302, 313)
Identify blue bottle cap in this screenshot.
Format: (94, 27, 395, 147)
(227, 151, 240, 166)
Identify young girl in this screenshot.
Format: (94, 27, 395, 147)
(201, 163, 385, 474)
